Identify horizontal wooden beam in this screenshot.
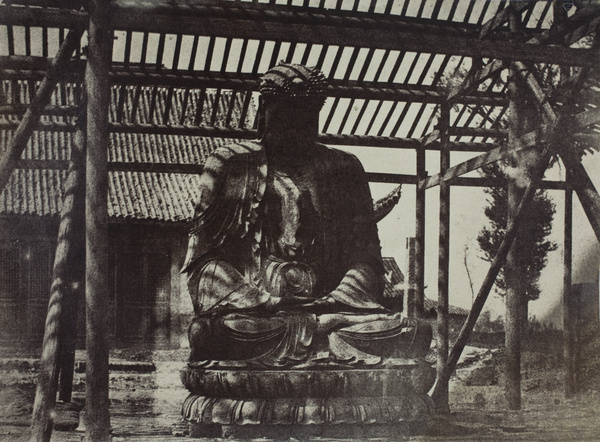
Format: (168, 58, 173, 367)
(16, 159, 204, 174)
(0, 104, 78, 117)
(0, 56, 507, 106)
(449, 126, 507, 138)
(319, 133, 420, 150)
(4, 118, 596, 157)
(12, 159, 566, 189)
(0, 119, 498, 152)
(0, 1, 532, 38)
(109, 122, 256, 139)
(0, 3, 596, 66)
(111, 162, 200, 174)
(363, 174, 564, 188)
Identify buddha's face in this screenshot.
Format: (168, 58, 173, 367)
(263, 96, 321, 149)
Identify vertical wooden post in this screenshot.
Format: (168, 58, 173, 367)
(169, 236, 185, 348)
(58, 109, 87, 403)
(85, 1, 111, 440)
(563, 171, 575, 397)
(505, 178, 524, 410)
(505, 64, 522, 411)
(505, 60, 537, 410)
(435, 103, 450, 412)
(415, 144, 426, 318)
(505, 0, 530, 404)
(405, 237, 416, 315)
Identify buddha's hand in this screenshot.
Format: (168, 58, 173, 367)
(265, 295, 283, 312)
(264, 294, 318, 312)
(302, 296, 336, 311)
(317, 311, 403, 333)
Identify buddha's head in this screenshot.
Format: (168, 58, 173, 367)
(258, 63, 328, 149)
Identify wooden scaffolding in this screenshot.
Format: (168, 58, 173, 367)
(0, 0, 599, 440)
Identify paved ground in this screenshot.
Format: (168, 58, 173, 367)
(2, 347, 600, 441)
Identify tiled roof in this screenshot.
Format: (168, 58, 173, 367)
(0, 168, 67, 217)
(107, 132, 218, 165)
(424, 297, 470, 317)
(382, 257, 404, 298)
(0, 129, 234, 222)
(380, 257, 469, 316)
(108, 171, 201, 222)
(0, 85, 255, 222)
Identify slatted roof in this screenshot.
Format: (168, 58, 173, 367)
(0, 0, 599, 200)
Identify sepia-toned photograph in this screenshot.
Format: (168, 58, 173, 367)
(1, 0, 600, 440)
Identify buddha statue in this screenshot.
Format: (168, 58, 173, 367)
(181, 63, 431, 367)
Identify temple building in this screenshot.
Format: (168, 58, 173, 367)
(0, 84, 249, 349)
(0, 81, 415, 350)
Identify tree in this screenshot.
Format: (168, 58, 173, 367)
(476, 162, 557, 305)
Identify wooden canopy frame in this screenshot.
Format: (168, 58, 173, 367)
(0, 0, 599, 440)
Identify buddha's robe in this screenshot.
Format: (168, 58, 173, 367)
(183, 141, 430, 365)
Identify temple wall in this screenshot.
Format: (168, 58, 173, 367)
(0, 216, 191, 350)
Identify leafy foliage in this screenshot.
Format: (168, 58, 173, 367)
(476, 163, 557, 302)
(474, 309, 504, 333)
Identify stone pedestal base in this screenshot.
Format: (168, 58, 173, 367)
(181, 359, 435, 438)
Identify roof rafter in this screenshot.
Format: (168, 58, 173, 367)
(0, 3, 596, 66)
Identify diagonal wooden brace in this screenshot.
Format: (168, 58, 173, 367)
(562, 153, 600, 243)
(479, 3, 533, 39)
(431, 147, 552, 403)
(419, 141, 535, 191)
(419, 123, 546, 191)
(0, 28, 83, 195)
(30, 110, 86, 442)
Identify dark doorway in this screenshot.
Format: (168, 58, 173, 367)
(115, 250, 171, 348)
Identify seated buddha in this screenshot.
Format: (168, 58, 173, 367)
(181, 63, 431, 367)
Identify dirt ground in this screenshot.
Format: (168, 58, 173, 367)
(2, 333, 600, 441)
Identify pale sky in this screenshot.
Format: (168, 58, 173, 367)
(350, 146, 600, 326)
